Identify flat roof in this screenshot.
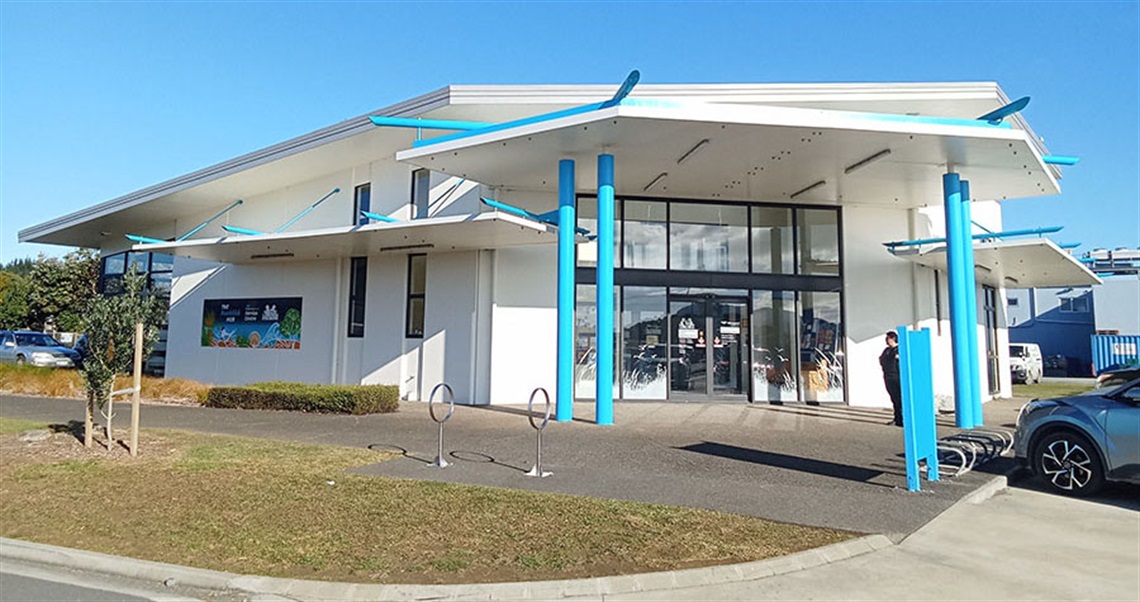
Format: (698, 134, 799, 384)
(128, 211, 565, 264)
(891, 238, 1102, 288)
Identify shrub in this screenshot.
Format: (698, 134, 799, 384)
(204, 382, 399, 415)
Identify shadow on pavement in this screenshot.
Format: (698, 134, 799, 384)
(1007, 471, 1140, 512)
(676, 441, 893, 487)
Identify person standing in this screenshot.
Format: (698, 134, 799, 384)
(880, 331, 903, 426)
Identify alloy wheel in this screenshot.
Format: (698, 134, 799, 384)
(1040, 438, 1094, 491)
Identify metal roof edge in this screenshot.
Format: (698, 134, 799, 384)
(19, 86, 456, 244)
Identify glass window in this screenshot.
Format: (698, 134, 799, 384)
(411, 169, 430, 218)
(575, 284, 597, 398)
(797, 208, 840, 276)
(669, 203, 748, 272)
(800, 291, 844, 402)
(751, 207, 793, 274)
(751, 290, 798, 402)
(405, 254, 426, 338)
(354, 183, 371, 226)
(150, 253, 174, 273)
(149, 272, 172, 297)
(103, 253, 125, 276)
(621, 287, 667, 399)
(576, 197, 620, 268)
(348, 257, 367, 337)
(127, 252, 149, 274)
(622, 201, 667, 270)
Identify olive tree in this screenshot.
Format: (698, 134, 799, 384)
(79, 272, 163, 448)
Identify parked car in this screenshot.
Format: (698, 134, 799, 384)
(0, 330, 82, 368)
(1014, 378, 1140, 496)
(1009, 343, 1043, 384)
(1096, 364, 1140, 390)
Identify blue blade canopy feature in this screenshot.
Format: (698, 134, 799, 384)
(367, 116, 493, 131)
(480, 197, 592, 236)
(600, 69, 640, 108)
(126, 199, 244, 245)
(360, 211, 399, 224)
(221, 189, 341, 237)
(977, 96, 1030, 125)
(1043, 155, 1080, 166)
(883, 226, 1064, 249)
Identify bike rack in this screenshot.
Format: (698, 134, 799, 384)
(524, 388, 553, 478)
(427, 383, 455, 468)
(933, 425, 1015, 478)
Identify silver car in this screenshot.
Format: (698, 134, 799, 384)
(1015, 378, 1140, 496)
(0, 330, 82, 368)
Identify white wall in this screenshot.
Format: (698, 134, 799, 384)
(166, 257, 338, 385)
(489, 245, 558, 405)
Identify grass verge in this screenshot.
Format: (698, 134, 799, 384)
(0, 418, 856, 584)
(1012, 382, 1095, 400)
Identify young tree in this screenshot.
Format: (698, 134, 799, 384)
(78, 272, 163, 448)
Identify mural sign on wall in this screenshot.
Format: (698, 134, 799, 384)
(201, 297, 302, 349)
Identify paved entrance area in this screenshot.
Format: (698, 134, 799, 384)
(0, 394, 1023, 537)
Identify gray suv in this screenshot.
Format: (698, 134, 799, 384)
(0, 330, 82, 368)
(1015, 378, 1140, 495)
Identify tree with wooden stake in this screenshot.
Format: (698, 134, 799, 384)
(78, 272, 163, 450)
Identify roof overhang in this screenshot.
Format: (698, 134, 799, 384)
(396, 100, 1059, 207)
(891, 238, 1103, 288)
(129, 212, 564, 264)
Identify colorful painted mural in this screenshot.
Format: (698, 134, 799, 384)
(201, 297, 302, 349)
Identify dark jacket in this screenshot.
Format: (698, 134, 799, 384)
(879, 345, 900, 380)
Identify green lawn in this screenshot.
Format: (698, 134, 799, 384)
(0, 419, 855, 584)
(1012, 382, 1095, 399)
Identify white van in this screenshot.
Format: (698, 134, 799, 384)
(1009, 343, 1043, 384)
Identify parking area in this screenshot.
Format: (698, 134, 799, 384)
(0, 394, 1026, 537)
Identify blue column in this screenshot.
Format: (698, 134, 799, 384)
(942, 172, 974, 428)
(556, 159, 576, 422)
(596, 154, 615, 425)
(960, 180, 983, 427)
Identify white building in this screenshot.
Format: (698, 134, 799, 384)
(19, 76, 1100, 420)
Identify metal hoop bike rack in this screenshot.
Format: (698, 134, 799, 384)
(428, 383, 455, 468)
(524, 387, 553, 478)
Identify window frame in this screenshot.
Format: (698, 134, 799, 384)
(411, 169, 430, 219)
(347, 256, 368, 338)
(353, 183, 372, 226)
(405, 254, 427, 338)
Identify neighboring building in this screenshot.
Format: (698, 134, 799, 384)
(1007, 248, 1138, 376)
(19, 78, 1100, 416)
(1008, 287, 1096, 376)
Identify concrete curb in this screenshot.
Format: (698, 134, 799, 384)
(1, 534, 892, 601)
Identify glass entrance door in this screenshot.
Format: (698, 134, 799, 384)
(669, 295, 748, 399)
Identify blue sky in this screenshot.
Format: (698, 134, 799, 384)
(2, 1, 1137, 263)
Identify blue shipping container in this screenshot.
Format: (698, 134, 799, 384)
(1090, 334, 1140, 374)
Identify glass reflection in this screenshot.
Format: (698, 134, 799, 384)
(622, 287, 667, 399)
(577, 197, 621, 268)
(669, 203, 748, 272)
(799, 291, 844, 402)
(751, 207, 793, 274)
(751, 291, 798, 402)
(574, 284, 618, 399)
(798, 208, 840, 276)
(623, 201, 667, 269)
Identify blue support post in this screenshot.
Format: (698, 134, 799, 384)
(596, 154, 615, 425)
(961, 181, 983, 427)
(898, 326, 940, 492)
(942, 172, 975, 428)
(556, 160, 576, 422)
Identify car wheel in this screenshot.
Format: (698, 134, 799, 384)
(15, 355, 25, 365)
(1033, 430, 1105, 496)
